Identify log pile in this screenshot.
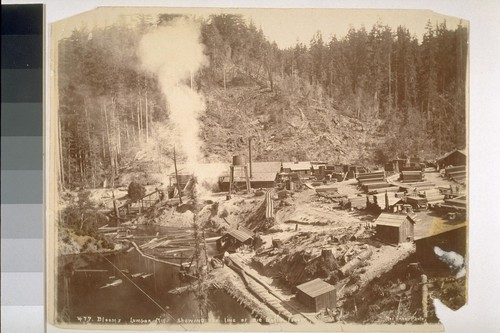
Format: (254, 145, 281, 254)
(445, 165, 466, 184)
(338, 249, 373, 278)
(400, 171, 423, 183)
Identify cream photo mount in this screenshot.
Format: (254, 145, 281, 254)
(47, 6, 468, 331)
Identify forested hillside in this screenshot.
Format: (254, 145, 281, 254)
(56, 13, 467, 189)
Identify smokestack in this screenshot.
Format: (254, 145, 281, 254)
(248, 137, 252, 178)
(385, 191, 389, 211)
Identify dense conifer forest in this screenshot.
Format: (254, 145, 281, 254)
(57, 13, 467, 189)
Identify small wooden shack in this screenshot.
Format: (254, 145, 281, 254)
(216, 226, 254, 252)
(437, 149, 466, 169)
(219, 161, 281, 191)
(375, 213, 417, 244)
(296, 278, 336, 312)
(282, 161, 312, 179)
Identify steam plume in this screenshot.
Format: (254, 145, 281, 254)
(138, 18, 206, 167)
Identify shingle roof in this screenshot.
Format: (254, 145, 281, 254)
(296, 278, 335, 298)
(219, 161, 281, 183)
(250, 162, 281, 182)
(227, 227, 254, 243)
(311, 162, 327, 170)
(369, 194, 402, 207)
(168, 163, 229, 176)
(282, 161, 312, 171)
(375, 213, 417, 227)
(436, 149, 467, 162)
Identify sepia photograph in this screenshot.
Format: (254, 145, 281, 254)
(47, 6, 468, 331)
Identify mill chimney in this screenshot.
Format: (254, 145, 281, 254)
(248, 137, 253, 178)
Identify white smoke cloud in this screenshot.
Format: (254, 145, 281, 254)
(433, 246, 466, 279)
(138, 18, 207, 167)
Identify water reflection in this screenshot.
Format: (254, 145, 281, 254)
(57, 225, 251, 325)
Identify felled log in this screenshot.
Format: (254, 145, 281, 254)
(338, 249, 373, 278)
(350, 226, 366, 241)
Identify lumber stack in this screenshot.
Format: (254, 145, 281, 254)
(349, 196, 368, 209)
(358, 171, 395, 193)
(403, 181, 435, 192)
(363, 182, 391, 191)
(400, 170, 424, 183)
(445, 165, 466, 184)
(357, 171, 385, 184)
(420, 188, 446, 205)
(436, 195, 467, 211)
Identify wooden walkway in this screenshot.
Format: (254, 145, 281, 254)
(130, 241, 181, 268)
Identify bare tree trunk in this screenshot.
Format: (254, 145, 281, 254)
(394, 72, 398, 110)
(388, 47, 392, 108)
(102, 134, 106, 160)
(84, 107, 96, 188)
(79, 150, 84, 183)
(137, 101, 141, 142)
(145, 90, 149, 143)
(103, 103, 112, 169)
(223, 65, 226, 90)
(132, 123, 136, 143)
(117, 120, 121, 155)
(266, 61, 274, 92)
(67, 149, 72, 187)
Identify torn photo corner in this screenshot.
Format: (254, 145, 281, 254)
(47, 6, 468, 332)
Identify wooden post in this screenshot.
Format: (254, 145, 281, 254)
(173, 146, 183, 204)
(112, 190, 119, 219)
(421, 274, 428, 322)
(244, 165, 251, 193)
(203, 230, 210, 272)
(228, 165, 234, 199)
(385, 191, 389, 211)
(248, 137, 252, 178)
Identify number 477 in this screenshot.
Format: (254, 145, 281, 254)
(77, 316, 92, 323)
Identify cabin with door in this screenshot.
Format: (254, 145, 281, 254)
(375, 213, 417, 244)
(296, 278, 336, 312)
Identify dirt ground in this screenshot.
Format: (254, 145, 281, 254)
(73, 167, 466, 323)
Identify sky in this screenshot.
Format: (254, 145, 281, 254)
(51, 7, 467, 48)
(246, 9, 466, 48)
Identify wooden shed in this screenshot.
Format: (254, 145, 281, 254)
(437, 149, 466, 169)
(216, 226, 254, 252)
(219, 161, 281, 191)
(282, 161, 312, 179)
(375, 213, 417, 244)
(296, 278, 336, 312)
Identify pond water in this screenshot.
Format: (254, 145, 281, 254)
(57, 225, 252, 325)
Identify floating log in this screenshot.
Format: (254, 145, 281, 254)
(131, 241, 181, 268)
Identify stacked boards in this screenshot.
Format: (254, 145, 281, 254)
(357, 171, 398, 193)
(445, 165, 466, 184)
(420, 188, 446, 206)
(400, 170, 424, 183)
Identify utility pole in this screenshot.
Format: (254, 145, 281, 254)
(173, 146, 183, 204)
(248, 137, 253, 179)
